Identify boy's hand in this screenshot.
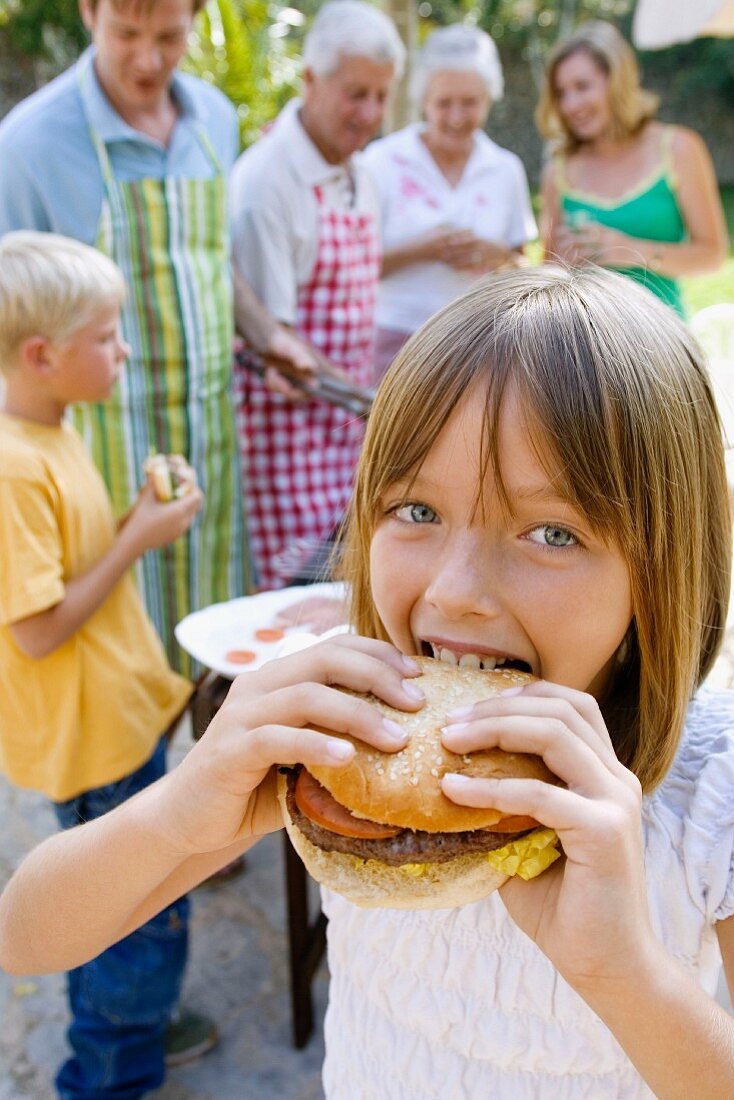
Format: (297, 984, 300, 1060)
(123, 481, 204, 554)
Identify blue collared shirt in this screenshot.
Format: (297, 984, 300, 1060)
(0, 48, 240, 243)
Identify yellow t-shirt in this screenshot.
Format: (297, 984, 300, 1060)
(0, 414, 192, 801)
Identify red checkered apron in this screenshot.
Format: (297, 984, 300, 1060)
(236, 185, 379, 589)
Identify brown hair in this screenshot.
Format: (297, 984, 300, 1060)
(85, 0, 207, 14)
(536, 21, 659, 155)
(339, 266, 731, 792)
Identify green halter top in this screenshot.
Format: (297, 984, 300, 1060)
(557, 127, 686, 316)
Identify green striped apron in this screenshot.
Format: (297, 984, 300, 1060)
(74, 85, 250, 675)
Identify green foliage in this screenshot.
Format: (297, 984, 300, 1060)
(0, 0, 86, 60)
(639, 39, 734, 108)
(410, 1, 636, 86)
(182, 0, 303, 148)
(682, 187, 734, 315)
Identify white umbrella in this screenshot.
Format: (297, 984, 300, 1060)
(633, 0, 734, 48)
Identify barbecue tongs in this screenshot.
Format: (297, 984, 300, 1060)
(235, 347, 375, 419)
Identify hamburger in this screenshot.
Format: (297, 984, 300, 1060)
(144, 452, 196, 502)
(278, 656, 562, 910)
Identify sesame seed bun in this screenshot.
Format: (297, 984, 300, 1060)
(307, 656, 553, 831)
(279, 657, 561, 910)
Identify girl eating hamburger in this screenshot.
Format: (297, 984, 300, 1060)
(2, 266, 734, 1098)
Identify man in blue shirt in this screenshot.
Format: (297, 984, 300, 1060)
(0, 0, 317, 672)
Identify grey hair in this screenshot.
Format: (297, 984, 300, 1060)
(0, 231, 125, 367)
(302, 0, 406, 79)
(410, 24, 504, 105)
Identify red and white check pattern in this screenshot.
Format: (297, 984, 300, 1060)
(235, 185, 380, 589)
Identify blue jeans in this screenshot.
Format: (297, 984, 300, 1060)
(52, 739, 189, 1100)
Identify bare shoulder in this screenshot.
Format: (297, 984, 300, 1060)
(668, 124, 710, 163)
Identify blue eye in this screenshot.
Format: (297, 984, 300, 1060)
(394, 502, 438, 524)
(526, 524, 577, 548)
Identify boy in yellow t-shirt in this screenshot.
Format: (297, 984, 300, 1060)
(0, 232, 214, 1098)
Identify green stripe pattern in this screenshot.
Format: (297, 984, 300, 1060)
(73, 133, 249, 675)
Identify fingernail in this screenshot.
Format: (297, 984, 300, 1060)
(443, 772, 472, 786)
(327, 740, 354, 761)
(440, 723, 467, 737)
(500, 687, 524, 697)
(401, 655, 420, 673)
(446, 704, 474, 720)
(382, 718, 409, 743)
(401, 679, 425, 701)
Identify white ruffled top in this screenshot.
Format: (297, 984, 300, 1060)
(321, 689, 734, 1099)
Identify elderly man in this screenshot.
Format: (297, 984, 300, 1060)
(230, 0, 405, 589)
(0, 0, 313, 672)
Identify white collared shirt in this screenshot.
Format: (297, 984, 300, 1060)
(363, 122, 537, 333)
(229, 99, 379, 325)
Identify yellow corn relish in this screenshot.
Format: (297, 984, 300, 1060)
(352, 828, 560, 880)
(485, 828, 560, 881)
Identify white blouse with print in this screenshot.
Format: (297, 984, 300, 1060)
(363, 123, 537, 334)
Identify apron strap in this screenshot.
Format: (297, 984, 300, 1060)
(78, 52, 223, 185)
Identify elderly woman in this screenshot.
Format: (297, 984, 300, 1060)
(537, 21, 728, 316)
(364, 24, 536, 380)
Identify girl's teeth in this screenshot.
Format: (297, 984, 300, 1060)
(429, 645, 513, 671)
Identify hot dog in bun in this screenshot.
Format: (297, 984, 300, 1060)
(144, 453, 196, 502)
(278, 656, 562, 910)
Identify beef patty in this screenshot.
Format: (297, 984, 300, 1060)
(284, 768, 529, 866)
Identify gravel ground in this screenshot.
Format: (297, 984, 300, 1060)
(0, 719, 327, 1100)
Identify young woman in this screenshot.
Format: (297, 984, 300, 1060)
(537, 20, 728, 316)
(2, 266, 734, 1098)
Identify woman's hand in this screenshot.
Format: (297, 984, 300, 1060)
(553, 221, 640, 268)
(441, 232, 516, 274)
(440, 680, 655, 994)
(382, 227, 514, 277)
(155, 636, 424, 857)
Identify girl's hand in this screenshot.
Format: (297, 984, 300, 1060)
(123, 481, 204, 554)
(154, 635, 424, 857)
(440, 681, 655, 993)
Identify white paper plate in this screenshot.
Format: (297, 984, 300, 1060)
(174, 581, 348, 679)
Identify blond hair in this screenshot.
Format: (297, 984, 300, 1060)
(536, 21, 659, 154)
(0, 232, 125, 368)
(339, 266, 730, 793)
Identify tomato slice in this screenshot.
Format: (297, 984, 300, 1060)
(295, 769, 401, 839)
(294, 770, 540, 839)
(225, 649, 257, 664)
(254, 627, 285, 643)
(487, 815, 541, 833)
